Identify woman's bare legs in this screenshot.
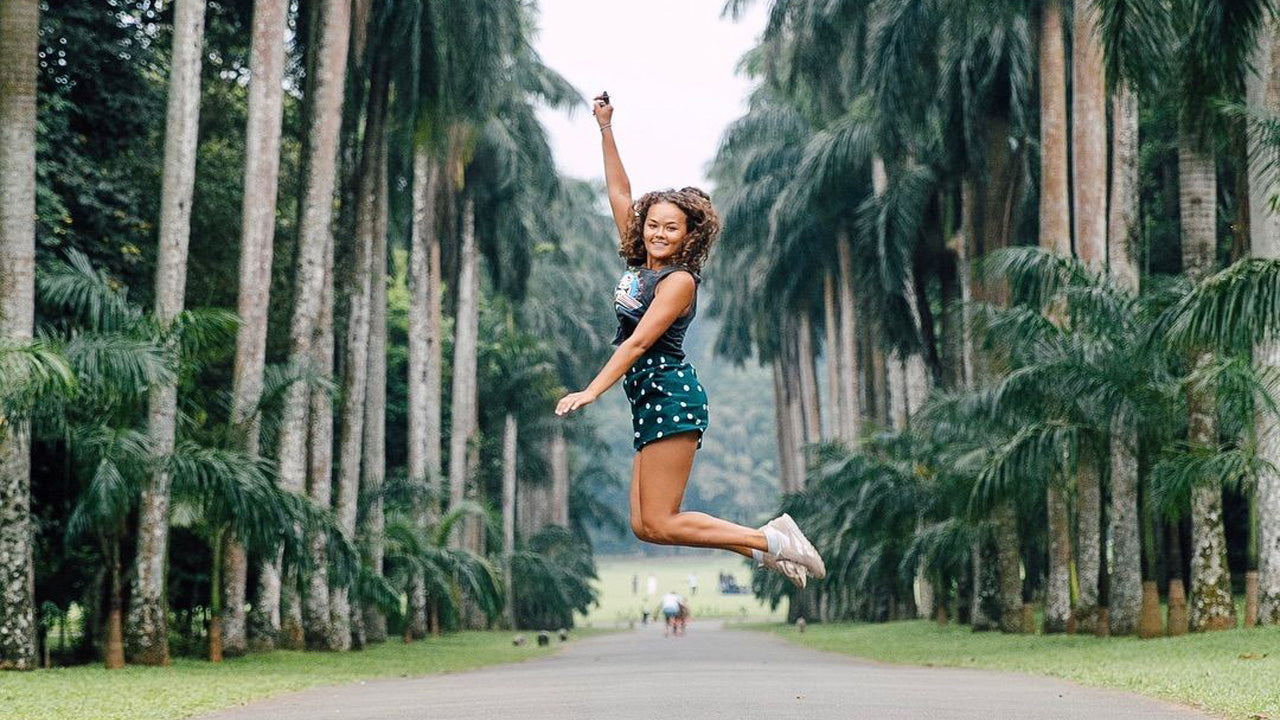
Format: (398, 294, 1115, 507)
(632, 432, 769, 558)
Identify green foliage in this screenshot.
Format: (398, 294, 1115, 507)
(511, 525, 599, 629)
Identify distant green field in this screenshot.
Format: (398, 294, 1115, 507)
(579, 553, 787, 627)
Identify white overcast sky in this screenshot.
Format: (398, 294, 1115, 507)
(532, 0, 768, 195)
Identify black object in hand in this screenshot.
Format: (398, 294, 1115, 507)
(600, 91, 610, 106)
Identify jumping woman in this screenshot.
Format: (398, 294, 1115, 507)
(553, 92, 825, 589)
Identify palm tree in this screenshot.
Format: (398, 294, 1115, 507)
(330, 50, 390, 652)
(261, 0, 351, 650)
(1250, 14, 1280, 627)
(1038, 0, 1072, 634)
(230, 0, 290, 655)
(381, 496, 504, 632)
(359, 90, 391, 644)
(1096, 0, 1166, 636)
(0, 0, 39, 672)
(1070, 0, 1110, 633)
(126, 0, 207, 666)
(1166, 0, 1271, 632)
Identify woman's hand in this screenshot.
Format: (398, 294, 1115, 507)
(591, 92, 613, 128)
(555, 389, 598, 417)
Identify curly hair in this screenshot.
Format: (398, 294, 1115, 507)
(618, 186, 721, 273)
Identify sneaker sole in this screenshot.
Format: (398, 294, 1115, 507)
(771, 513, 826, 579)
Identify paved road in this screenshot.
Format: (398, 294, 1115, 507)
(199, 620, 1210, 719)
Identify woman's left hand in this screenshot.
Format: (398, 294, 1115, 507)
(555, 390, 597, 416)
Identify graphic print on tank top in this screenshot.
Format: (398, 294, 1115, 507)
(614, 269, 643, 311)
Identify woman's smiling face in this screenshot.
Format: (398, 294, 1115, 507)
(643, 201, 689, 266)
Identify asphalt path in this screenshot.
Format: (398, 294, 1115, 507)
(197, 620, 1211, 719)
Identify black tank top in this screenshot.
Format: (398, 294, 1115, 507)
(612, 264, 700, 361)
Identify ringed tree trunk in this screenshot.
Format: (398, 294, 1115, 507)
(1248, 16, 1280, 627)
(330, 62, 388, 652)
(823, 272, 841, 440)
(0, 0, 39, 672)
(126, 0, 207, 666)
(103, 538, 125, 669)
(503, 414, 517, 630)
(771, 361, 798, 494)
(1109, 412, 1143, 634)
(550, 425, 570, 528)
(1075, 453, 1102, 633)
(359, 117, 390, 644)
(994, 503, 1024, 634)
(836, 229, 863, 444)
(1070, 0, 1108, 638)
(1071, 0, 1108, 269)
(406, 146, 442, 638)
(1045, 485, 1072, 632)
(1108, 80, 1144, 635)
(1039, 0, 1072, 633)
(448, 197, 480, 549)
(304, 240, 336, 650)
(231, 0, 289, 655)
(796, 313, 821, 445)
(266, 0, 351, 650)
(1180, 131, 1237, 631)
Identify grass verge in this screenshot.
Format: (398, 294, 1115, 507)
(743, 619, 1280, 719)
(0, 629, 611, 720)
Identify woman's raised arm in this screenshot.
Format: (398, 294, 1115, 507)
(593, 93, 633, 241)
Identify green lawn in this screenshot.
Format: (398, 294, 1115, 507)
(0, 630, 607, 720)
(745, 619, 1280, 719)
(580, 553, 786, 626)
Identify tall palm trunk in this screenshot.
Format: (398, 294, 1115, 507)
(359, 116, 390, 644)
(448, 198, 480, 548)
(0, 0, 38, 672)
(1037, 0, 1073, 634)
(823, 273, 841, 439)
(1180, 130, 1237, 631)
(304, 241, 336, 650)
(796, 313, 821, 444)
(1252, 18, 1280, 626)
(406, 146, 442, 638)
(1109, 412, 1142, 633)
(771, 361, 798, 493)
(1075, 453, 1102, 632)
(502, 414, 517, 629)
(550, 426, 570, 527)
(231, 0, 289, 655)
(1072, 0, 1107, 268)
(126, 0, 206, 666)
(994, 502, 1023, 633)
(786, 354, 808, 490)
(888, 354, 908, 431)
(1069, 0, 1107, 636)
(330, 66, 387, 651)
(836, 230, 863, 443)
(266, 0, 350, 649)
(1108, 80, 1144, 635)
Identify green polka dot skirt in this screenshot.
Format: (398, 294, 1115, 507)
(623, 351, 709, 451)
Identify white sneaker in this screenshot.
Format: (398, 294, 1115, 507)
(761, 552, 808, 589)
(767, 513, 826, 579)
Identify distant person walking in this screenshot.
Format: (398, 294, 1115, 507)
(632, 573, 638, 596)
(659, 591, 682, 638)
(688, 572, 698, 596)
(646, 573, 657, 598)
(554, 92, 824, 589)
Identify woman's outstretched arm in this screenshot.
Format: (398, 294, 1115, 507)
(593, 93, 633, 241)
